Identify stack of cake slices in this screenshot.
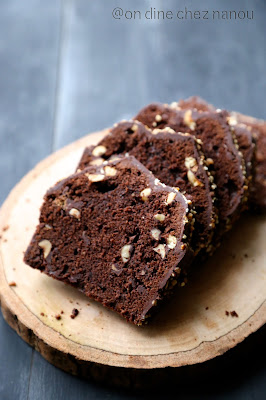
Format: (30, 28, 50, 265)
(24, 96, 266, 325)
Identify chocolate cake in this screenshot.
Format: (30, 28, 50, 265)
(175, 96, 216, 113)
(232, 112, 266, 210)
(77, 121, 216, 253)
(135, 103, 246, 234)
(177, 96, 255, 201)
(24, 156, 194, 325)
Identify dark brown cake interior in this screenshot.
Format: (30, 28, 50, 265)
(77, 121, 215, 251)
(24, 156, 192, 325)
(233, 113, 266, 210)
(135, 103, 245, 230)
(178, 96, 254, 199)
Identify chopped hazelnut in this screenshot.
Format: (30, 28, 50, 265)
(86, 173, 105, 182)
(153, 244, 166, 259)
(89, 158, 104, 166)
(111, 264, 119, 272)
(140, 188, 151, 201)
(151, 228, 161, 241)
(104, 166, 117, 176)
(45, 224, 52, 230)
(187, 170, 203, 187)
(154, 213, 166, 222)
(92, 145, 107, 157)
(155, 114, 162, 122)
(184, 110, 196, 130)
(69, 208, 81, 219)
(121, 244, 133, 263)
(227, 116, 238, 126)
(166, 192, 176, 205)
(38, 240, 52, 259)
(185, 156, 197, 170)
(167, 234, 177, 249)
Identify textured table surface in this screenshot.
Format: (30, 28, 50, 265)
(0, 1, 265, 399)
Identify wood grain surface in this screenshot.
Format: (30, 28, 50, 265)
(0, 130, 265, 376)
(1, 0, 266, 399)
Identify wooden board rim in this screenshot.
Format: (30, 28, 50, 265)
(0, 130, 265, 371)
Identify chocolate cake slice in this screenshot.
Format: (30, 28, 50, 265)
(231, 112, 266, 210)
(135, 103, 246, 235)
(177, 96, 254, 202)
(77, 121, 216, 254)
(24, 156, 194, 325)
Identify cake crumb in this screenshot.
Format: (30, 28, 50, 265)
(225, 310, 239, 317)
(244, 253, 248, 258)
(230, 310, 239, 317)
(61, 310, 64, 314)
(9, 281, 16, 287)
(70, 308, 79, 319)
(3, 225, 9, 232)
(40, 312, 45, 317)
(55, 314, 61, 320)
(205, 307, 209, 310)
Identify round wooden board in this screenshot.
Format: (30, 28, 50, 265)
(0, 130, 266, 376)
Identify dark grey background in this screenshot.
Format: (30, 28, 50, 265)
(0, 1, 265, 399)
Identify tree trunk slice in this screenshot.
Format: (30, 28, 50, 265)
(0, 130, 265, 378)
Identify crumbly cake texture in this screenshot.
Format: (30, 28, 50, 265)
(176, 96, 216, 113)
(177, 96, 254, 203)
(135, 103, 246, 233)
(231, 112, 266, 211)
(77, 121, 216, 253)
(24, 156, 194, 326)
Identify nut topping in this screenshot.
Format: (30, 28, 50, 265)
(167, 235, 177, 249)
(155, 114, 162, 122)
(165, 192, 176, 205)
(104, 166, 117, 176)
(131, 123, 138, 132)
(153, 244, 166, 259)
(92, 145, 107, 157)
(45, 224, 52, 230)
(86, 173, 105, 182)
(206, 158, 214, 166)
(184, 110, 196, 130)
(89, 158, 104, 166)
(38, 240, 52, 259)
(69, 208, 81, 219)
(154, 214, 166, 222)
(187, 170, 204, 187)
(151, 228, 161, 241)
(140, 188, 151, 201)
(185, 156, 197, 170)
(121, 244, 133, 263)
